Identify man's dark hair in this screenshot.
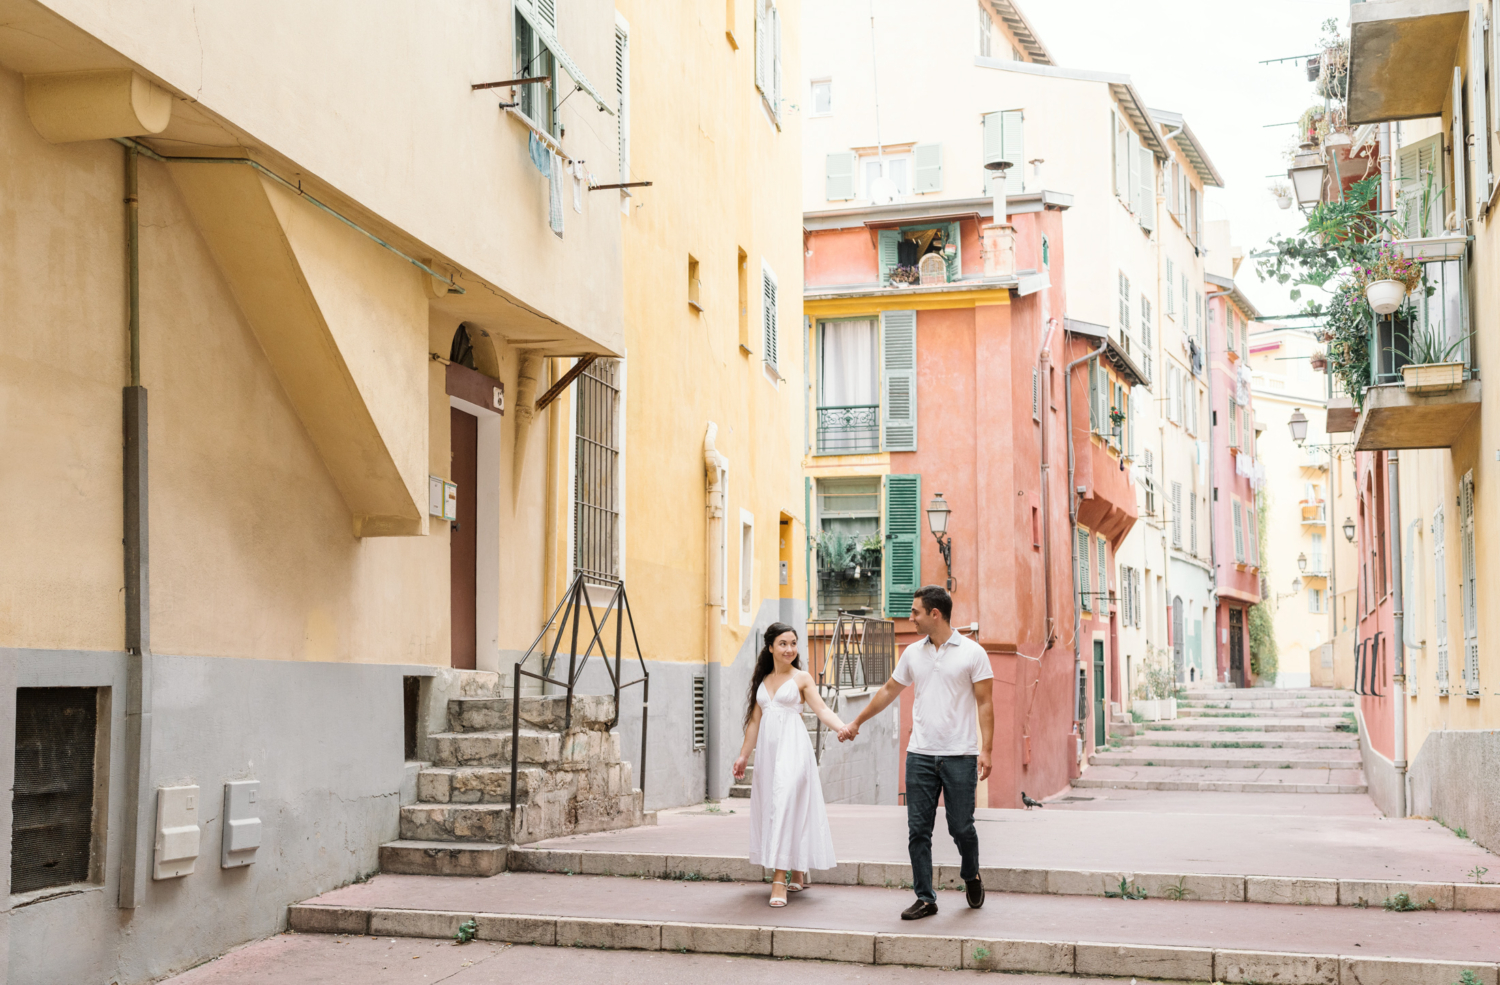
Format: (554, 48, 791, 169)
(913, 585, 952, 621)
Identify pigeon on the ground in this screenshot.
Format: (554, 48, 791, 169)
(1020, 791, 1045, 809)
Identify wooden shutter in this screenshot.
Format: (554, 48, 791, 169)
(1461, 470, 1479, 694)
(1473, 12, 1492, 210)
(1031, 367, 1040, 422)
(755, 0, 767, 93)
(1109, 111, 1120, 196)
(1138, 146, 1154, 230)
(944, 221, 961, 281)
(826, 152, 857, 200)
(1453, 67, 1468, 230)
(913, 143, 942, 193)
(881, 310, 917, 451)
(1165, 258, 1174, 315)
(1126, 130, 1140, 213)
(1002, 111, 1024, 194)
(1189, 491, 1198, 555)
(1098, 535, 1108, 609)
(615, 27, 629, 182)
(1233, 500, 1245, 563)
(983, 111, 1004, 189)
(878, 229, 900, 283)
(1398, 134, 1444, 237)
(771, 4, 783, 116)
(1128, 390, 1137, 458)
(535, 0, 556, 32)
(1171, 482, 1182, 547)
(762, 265, 778, 369)
(883, 473, 921, 618)
(1434, 506, 1450, 695)
(1079, 527, 1092, 610)
(1088, 359, 1100, 432)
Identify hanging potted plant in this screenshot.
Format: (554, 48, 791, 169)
(1309, 349, 1328, 372)
(1401, 327, 1470, 394)
(1269, 181, 1293, 211)
(1356, 245, 1421, 315)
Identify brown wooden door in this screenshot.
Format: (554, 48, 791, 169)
(1228, 607, 1245, 687)
(450, 407, 478, 669)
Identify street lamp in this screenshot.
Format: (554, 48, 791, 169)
(1287, 142, 1325, 208)
(1291, 577, 1303, 595)
(1343, 517, 1356, 543)
(926, 492, 954, 591)
(1287, 407, 1309, 445)
(1298, 552, 1308, 573)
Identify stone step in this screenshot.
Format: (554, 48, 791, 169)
(1090, 749, 1362, 770)
(1173, 706, 1350, 719)
(378, 839, 508, 877)
(1075, 764, 1366, 794)
(1140, 718, 1345, 733)
(728, 783, 752, 799)
(414, 763, 634, 805)
(400, 788, 645, 845)
(1120, 732, 1358, 750)
(428, 727, 623, 768)
(448, 694, 616, 733)
(1180, 688, 1355, 701)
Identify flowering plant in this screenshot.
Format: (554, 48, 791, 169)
(1353, 246, 1422, 293)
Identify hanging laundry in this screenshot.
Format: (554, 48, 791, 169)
(548, 151, 564, 236)
(570, 160, 584, 213)
(528, 132, 551, 177)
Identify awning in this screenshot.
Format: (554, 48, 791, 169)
(515, 1, 614, 116)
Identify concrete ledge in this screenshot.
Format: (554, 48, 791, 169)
(963, 937, 1073, 973)
(661, 922, 772, 956)
(1339, 881, 1454, 910)
(1455, 883, 1500, 911)
(286, 905, 369, 935)
(1139, 870, 1245, 902)
(1215, 948, 1340, 985)
(1342, 956, 1499, 985)
(1247, 876, 1340, 906)
(874, 933, 961, 968)
(980, 866, 1049, 894)
(557, 917, 661, 950)
(475, 913, 557, 946)
(814, 860, 861, 885)
(1048, 869, 1132, 896)
(1075, 941, 1214, 979)
(857, 862, 913, 889)
(379, 840, 508, 877)
(664, 854, 762, 882)
(578, 851, 667, 878)
(369, 908, 472, 939)
(773, 928, 875, 963)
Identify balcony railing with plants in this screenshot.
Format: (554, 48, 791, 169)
(813, 531, 883, 617)
(816, 404, 880, 455)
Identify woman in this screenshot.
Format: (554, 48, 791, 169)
(732, 622, 844, 906)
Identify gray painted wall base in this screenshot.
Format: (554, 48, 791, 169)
(1408, 727, 1500, 854)
(1356, 704, 1405, 819)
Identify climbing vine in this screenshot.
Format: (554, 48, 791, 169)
(1248, 489, 1278, 683)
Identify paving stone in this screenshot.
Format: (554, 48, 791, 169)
(1074, 941, 1214, 979)
(474, 913, 556, 945)
(663, 853, 763, 882)
(1246, 875, 1340, 906)
(286, 905, 368, 935)
(1047, 868, 1132, 897)
(661, 922, 772, 956)
(1215, 948, 1340, 984)
(368, 908, 471, 939)
(1455, 883, 1500, 911)
(557, 917, 660, 950)
(1339, 880, 1455, 910)
(980, 866, 1049, 895)
(773, 928, 876, 963)
(506, 848, 580, 873)
(858, 861, 913, 889)
(1137, 870, 1246, 902)
(874, 933, 962, 968)
(961, 937, 1073, 973)
(1341, 956, 1499, 985)
(578, 851, 665, 877)
(812, 860, 861, 885)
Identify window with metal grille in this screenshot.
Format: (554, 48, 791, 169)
(692, 676, 706, 749)
(13, 687, 100, 895)
(574, 358, 621, 585)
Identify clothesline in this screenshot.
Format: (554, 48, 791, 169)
(506, 107, 568, 163)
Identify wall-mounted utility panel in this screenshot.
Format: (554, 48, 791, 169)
(153, 785, 201, 879)
(221, 780, 262, 868)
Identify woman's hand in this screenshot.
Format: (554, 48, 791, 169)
(732, 755, 748, 780)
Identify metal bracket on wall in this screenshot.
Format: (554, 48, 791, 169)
(533, 354, 599, 412)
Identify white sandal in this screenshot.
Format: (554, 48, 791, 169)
(788, 872, 808, 892)
(769, 879, 789, 907)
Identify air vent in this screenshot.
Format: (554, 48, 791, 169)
(13, 687, 99, 894)
(692, 676, 706, 750)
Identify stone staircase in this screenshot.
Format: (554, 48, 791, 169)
(1079, 687, 1366, 794)
(380, 690, 645, 876)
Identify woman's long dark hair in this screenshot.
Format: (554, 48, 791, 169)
(744, 622, 801, 727)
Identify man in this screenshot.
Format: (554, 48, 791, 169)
(840, 584, 993, 920)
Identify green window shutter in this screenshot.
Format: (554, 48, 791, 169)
(1088, 360, 1099, 432)
(878, 229, 900, 284)
(944, 221, 961, 281)
(826, 152, 857, 200)
(1001, 110, 1024, 194)
(881, 309, 918, 451)
(913, 143, 942, 193)
(1472, 14, 1491, 209)
(1232, 500, 1245, 563)
(1078, 528, 1092, 610)
(883, 473, 922, 618)
(982, 111, 1003, 193)
(1098, 535, 1108, 608)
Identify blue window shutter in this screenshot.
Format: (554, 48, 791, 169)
(1078, 528, 1092, 610)
(1001, 110, 1024, 194)
(913, 143, 942, 193)
(878, 229, 900, 284)
(881, 309, 918, 451)
(944, 221, 961, 281)
(826, 152, 857, 200)
(884, 473, 922, 618)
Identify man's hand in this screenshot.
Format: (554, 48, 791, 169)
(839, 721, 861, 742)
(977, 749, 992, 781)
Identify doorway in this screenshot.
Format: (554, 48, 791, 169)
(450, 407, 478, 669)
(1228, 607, 1245, 687)
(1092, 639, 1105, 747)
(1171, 597, 1184, 682)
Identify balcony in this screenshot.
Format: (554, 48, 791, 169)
(1301, 501, 1328, 526)
(1354, 237, 1482, 450)
(816, 404, 880, 455)
(1347, 0, 1469, 125)
(1302, 554, 1329, 579)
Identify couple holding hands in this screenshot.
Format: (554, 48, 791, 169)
(731, 585, 995, 917)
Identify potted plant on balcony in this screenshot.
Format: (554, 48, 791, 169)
(1269, 181, 1293, 211)
(1356, 245, 1422, 315)
(1401, 327, 1469, 394)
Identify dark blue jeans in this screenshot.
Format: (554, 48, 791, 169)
(905, 752, 980, 902)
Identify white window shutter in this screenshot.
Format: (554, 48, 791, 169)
(1109, 111, 1119, 196)
(1138, 147, 1154, 230)
(615, 27, 629, 182)
(1454, 67, 1468, 230)
(762, 265, 778, 369)
(881, 310, 918, 451)
(536, 0, 556, 32)
(1165, 258, 1174, 315)
(1001, 110, 1024, 194)
(1434, 506, 1450, 695)
(983, 111, 1003, 192)
(771, 5, 783, 117)
(1461, 470, 1479, 694)
(826, 152, 857, 200)
(1127, 130, 1140, 213)
(755, 2, 767, 93)
(1473, 12, 1492, 210)
(913, 143, 942, 193)
(1079, 528, 1092, 610)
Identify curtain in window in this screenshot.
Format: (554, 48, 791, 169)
(820, 319, 878, 407)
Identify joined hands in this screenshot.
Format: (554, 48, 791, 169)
(836, 721, 861, 742)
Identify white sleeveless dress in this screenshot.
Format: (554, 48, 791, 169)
(747, 677, 837, 872)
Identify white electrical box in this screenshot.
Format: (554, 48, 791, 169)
(222, 780, 262, 868)
(443, 481, 458, 521)
(154, 785, 201, 880)
(428, 476, 458, 521)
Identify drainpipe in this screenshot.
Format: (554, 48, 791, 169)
(1378, 121, 1407, 816)
(703, 424, 729, 800)
(118, 142, 153, 909)
(1038, 320, 1059, 650)
(1065, 338, 1108, 766)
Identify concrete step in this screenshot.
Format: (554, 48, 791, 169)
(1119, 732, 1358, 750)
(1140, 718, 1344, 733)
(1180, 688, 1356, 701)
(288, 871, 1500, 981)
(1090, 749, 1362, 770)
(1075, 764, 1366, 794)
(378, 839, 508, 876)
(1174, 706, 1350, 719)
(428, 727, 623, 768)
(728, 783, 752, 799)
(448, 694, 616, 733)
(400, 788, 645, 845)
(1178, 697, 1355, 710)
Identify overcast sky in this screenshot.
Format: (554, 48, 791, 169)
(1024, 0, 1348, 320)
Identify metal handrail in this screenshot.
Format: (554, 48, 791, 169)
(805, 612, 894, 762)
(509, 573, 650, 814)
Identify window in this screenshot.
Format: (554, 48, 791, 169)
(817, 318, 878, 454)
(1171, 482, 1183, 548)
(755, 0, 783, 122)
(739, 511, 755, 623)
(1461, 470, 1479, 696)
(1165, 258, 1175, 316)
(816, 478, 881, 617)
(761, 262, 778, 374)
(983, 110, 1024, 195)
(1308, 588, 1324, 613)
(13, 688, 101, 894)
(515, 11, 557, 135)
(810, 79, 832, 116)
(574, 358, 621, 585)
(877, 225, 958, 286)
(615, 23, 630, 182)
(1079, 527, 1093, 610)
(687, 255, 702, 312)
(864, 154, 912, 199)
(977, 1, 992, 57)
(1434, 506, 1450, 695)
(1397, 134, 1445, 238)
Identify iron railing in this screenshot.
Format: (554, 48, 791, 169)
(816, 404, 880, 455)
(805, 612, 896, 761)
(509, 573, 649, 813)
(1370, 250, 1471, 386)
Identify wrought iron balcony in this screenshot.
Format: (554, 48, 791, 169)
(816, 404, 880, 455)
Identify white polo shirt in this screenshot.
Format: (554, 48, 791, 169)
(892, 630, 994, 756)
